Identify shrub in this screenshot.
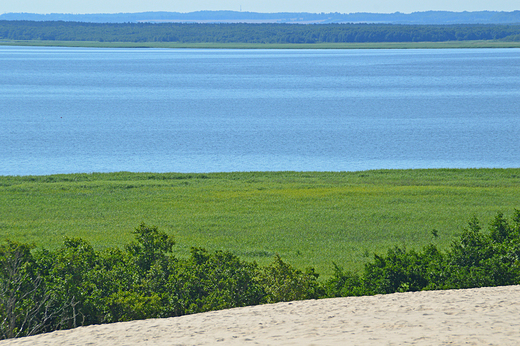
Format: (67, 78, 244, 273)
(325, 263, 364, 297)
(259, 255, 324, 303)
(168, 247, 264, 315)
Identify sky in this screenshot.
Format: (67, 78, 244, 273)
(1, 0, 518, 15)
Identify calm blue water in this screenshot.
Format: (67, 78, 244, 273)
(1, 46, 520, 176)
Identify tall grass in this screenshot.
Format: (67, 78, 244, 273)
(1, 169, 519, 275)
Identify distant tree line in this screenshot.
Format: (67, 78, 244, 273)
(1, 21, 520, 43)
(2, 10, 520, 24)
(2, 210, 520, 340)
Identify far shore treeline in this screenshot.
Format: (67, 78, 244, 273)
(1, 211, 520, 340)
(1, 21, 520, 44)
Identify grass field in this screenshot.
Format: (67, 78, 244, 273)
(2, 40, 520, 49)
(1, 169, 519, 276)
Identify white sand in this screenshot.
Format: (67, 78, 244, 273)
(2, 285, 520, 345)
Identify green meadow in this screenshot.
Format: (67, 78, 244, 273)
(1, 169, 519, 276)
(2, 40, 520, 49)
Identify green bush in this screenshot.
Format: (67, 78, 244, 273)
(0, 241, 44, 339)
(326, 209, 520, 295)
(168, 247, 264, 315)
(325, 263, 364, 297)
(259, 255, 324, 303)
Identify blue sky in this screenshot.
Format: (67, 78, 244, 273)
(1, 0, 518, 15)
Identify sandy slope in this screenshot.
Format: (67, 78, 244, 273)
(2, 285, 520, 345)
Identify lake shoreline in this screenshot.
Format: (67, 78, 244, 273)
(2, 40, 520, 49)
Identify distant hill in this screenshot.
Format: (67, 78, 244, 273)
(1, 10, 520, 24)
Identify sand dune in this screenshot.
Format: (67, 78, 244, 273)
(2, 285, 520, 345)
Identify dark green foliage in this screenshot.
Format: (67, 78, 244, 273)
(36, 238, 106, 329)
(444, 210, 520, 289)
(126, 223, 175, 273)
(363, 247, 431, 294)
(259, 255, 324, 303)
(325, 209, 520, 295)
(0, 241, 43, 339)
(0, 223, 323, 339)
(169, 248, 264, 315)
(325, 263, 364, 297)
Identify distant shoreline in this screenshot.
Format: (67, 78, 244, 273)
(2, 40, 520, 49)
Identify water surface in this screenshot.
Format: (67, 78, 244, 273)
(1, 47, 519, 175)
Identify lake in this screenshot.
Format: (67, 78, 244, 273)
(1, 46, 520, 176)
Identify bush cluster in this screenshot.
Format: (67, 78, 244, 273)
(328, 210, 520, 297)
(0, 223, 321, 339)
(1, 210, 519, 340)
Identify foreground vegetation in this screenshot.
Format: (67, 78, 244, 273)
(1, 210, 520, 339)
(2, 169, 520, 275)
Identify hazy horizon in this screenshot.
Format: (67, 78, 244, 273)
(1, 0, 518, 16)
